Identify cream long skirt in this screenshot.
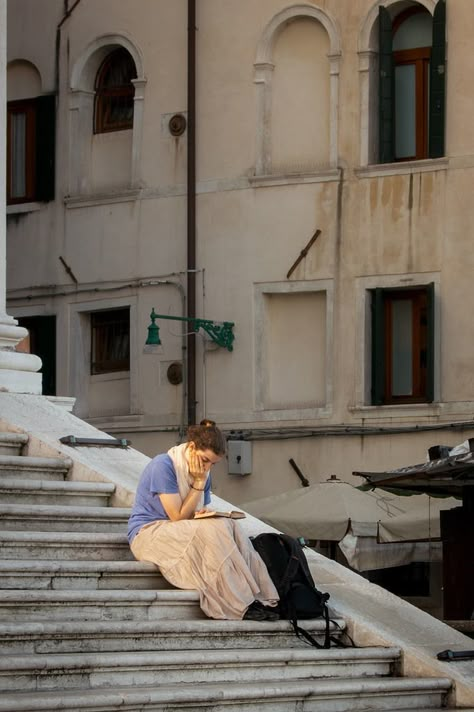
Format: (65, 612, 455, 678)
(130, 518, 279, 620)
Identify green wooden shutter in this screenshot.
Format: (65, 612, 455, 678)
(371, 288, 385, 405)
(425, 282, 435, 402)
(378, 6, 394, 164)
(429, 0, 446, 158)
(35, 94, 56, 201)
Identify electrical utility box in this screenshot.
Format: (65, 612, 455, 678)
(227, 440, 252, 475)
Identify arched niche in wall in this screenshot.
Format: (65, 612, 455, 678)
(254, 4, 341, 176)
(69, 34, 146, 194)
(7, 60, 42, 101)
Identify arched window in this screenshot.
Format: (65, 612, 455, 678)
(379, 0, 446, 163)
(94, 48, 137, 134)
(393, 8, 433, 160)
(6, 60, 55, 204)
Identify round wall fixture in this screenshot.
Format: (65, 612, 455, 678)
(167, 361, 183, 385)
(169, 114, 187, 137)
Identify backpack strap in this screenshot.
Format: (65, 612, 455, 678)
(328, 617, 357, 648)
(287, 598, 331, 649)
(278, 535, 314, 595)
(292, 619, 327, 649)
(279, 554, 301, 596)
(289, 600, 357, 650)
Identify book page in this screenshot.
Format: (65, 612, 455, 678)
(194, 510, 246, 520)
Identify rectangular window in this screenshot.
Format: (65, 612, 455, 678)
(394, 47, 431, 161)
(7, 95, 56, 205)
(7, 100, 36, 203)
(371, 284, 434, 405)
(91, 308, 130, 375)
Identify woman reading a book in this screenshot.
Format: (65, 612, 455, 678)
(127, 420, 279, 621)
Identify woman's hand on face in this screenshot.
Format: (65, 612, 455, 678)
(188, 446, 206, 481)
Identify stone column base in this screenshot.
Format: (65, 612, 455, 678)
(0, 316, 42, 395)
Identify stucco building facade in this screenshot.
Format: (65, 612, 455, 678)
(5, 0, 474, 504)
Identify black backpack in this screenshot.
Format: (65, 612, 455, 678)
(251, 532, 343, 649)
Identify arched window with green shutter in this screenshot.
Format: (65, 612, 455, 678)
(378, 0, 446, 163)
(429, 0, 447, 158)
(378, 6, 394, 164)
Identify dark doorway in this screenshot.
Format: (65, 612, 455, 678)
(17, 315, 56, 396)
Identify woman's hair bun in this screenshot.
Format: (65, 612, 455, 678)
(187, 419, 225, 454)
(200, 418, 216, 428)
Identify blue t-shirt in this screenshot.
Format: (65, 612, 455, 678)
(127, 453, 211, 543)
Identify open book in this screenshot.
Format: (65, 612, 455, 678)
(194, 510, 246, 520)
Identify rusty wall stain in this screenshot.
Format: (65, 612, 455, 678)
(419, 172, 434, 216)
(381, 177, 392, 208)
(391, 175, 404, 223)
(369, 179, 378, 213)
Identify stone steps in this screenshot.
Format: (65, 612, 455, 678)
(0, 455, 71, 480)
(0, 558, 166, 590)
(0, 676, 452, 712)
(0, 503, 130, 532)
(0, 478, 114, 506)
(0, 429, 459, 712)
(0, 646, 401, 692)
(0, 589, 207, 622)
(0, 530, 132, 560)
(0, 618, 348, 655)
(0, 433, 28, 456)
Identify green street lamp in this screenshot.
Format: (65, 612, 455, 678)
(145, 308, 235, 351)
(145, 308, 162, 346)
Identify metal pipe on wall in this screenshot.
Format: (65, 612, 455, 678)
(187, 0, 197, 426)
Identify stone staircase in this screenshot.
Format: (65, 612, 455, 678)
(0, 430, 458, 711)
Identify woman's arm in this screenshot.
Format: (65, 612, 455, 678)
(159, 448, 208, 521)
(159, 485, 206, 521)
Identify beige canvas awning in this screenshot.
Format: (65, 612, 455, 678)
(377, 496, 461, 543)
(243, 479, 460, 571)
(242, 478, 452, 541)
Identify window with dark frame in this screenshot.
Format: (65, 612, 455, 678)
(94, 48, 137, 134)
(371, 284, 434, 406)
(6, 94, 56, 205)
(7, 99, 36, 203)
(378, 0, 446, 164)
(394, 44, 431, 161)
(91, 308, 130, 375)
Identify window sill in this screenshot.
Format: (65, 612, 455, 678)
(349, 403, 441, 419)
(254, 405, 332, 421)
(65, 189, 140, 209)
(90, 370, 130, 383)
(355, 157, 448, 179)
(249, 168, 341, 188)
(7, 202, 42, 215)
(86, 414, 142, 427)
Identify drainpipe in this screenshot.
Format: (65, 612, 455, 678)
(55, 0, 82, 89)
(187, 0, 197, 425)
